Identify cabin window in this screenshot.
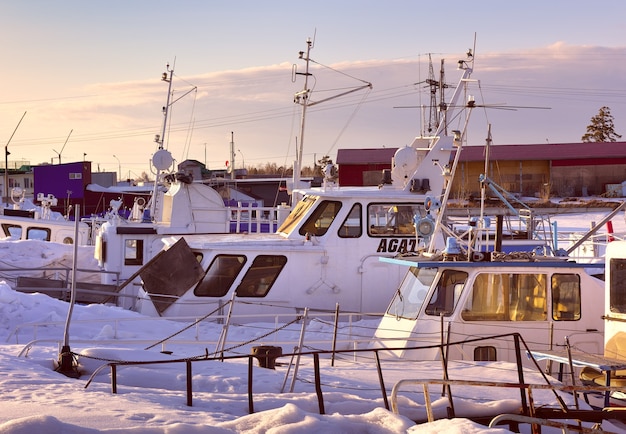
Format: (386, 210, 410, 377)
(367, 203, 423, 236)
(194, 254, 247, 297)
(124, 239, 144, 266)
(2, 224, 22, 239)
(277, 195, 317, 235)
(236, 255, 287, 297)
(338, 203, 362, 238)
(26, 227, 51, 241)
(298, 200, 342, 237)
(609, 258, 626, 314)
(551, 273, 581, 321)
(425, 270, 468, 317)
(462, 273, 547, 321)
(474, 346, 497, 361)
(387, 267, 437, 319)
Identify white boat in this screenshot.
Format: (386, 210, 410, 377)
(92, 43, 478, 316)
(367, 124, 610, 367)
(372, 252, 606, 367)
(0, 189, 91, 245)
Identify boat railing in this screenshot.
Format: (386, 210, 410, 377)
(446, 212, 625, 261)
(391, 378, 625, 427)
(228, 202, 290, 233)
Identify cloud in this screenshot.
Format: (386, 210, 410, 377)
(2, 44, 626, 174)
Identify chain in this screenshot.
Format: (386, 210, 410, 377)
(215, 315, 303, 355)
(71, 315, 304, 364)
(144, 302, 231, 350)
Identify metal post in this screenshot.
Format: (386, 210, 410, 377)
(513, 334, 529, 413)
(313, 353, 325, 414)
(248, 356, 254, 414)
(186, 360, 192, 406)
(331, 303, 339, 366)
(56, 205, 80, 377)
(374, 351, 389, 410)
(289, 308, 309, 392)
(111, 364, 117, 394)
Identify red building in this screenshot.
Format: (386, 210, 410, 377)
(337, 142, 626, 197)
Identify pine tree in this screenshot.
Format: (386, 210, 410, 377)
(581, 106, 622, 142)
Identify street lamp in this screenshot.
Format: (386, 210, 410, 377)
(113, 155, 121, 182)
(238, 149, 245, 169)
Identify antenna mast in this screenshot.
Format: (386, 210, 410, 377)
(293, 37, 313, 191)
(157, 64, 174, 150)
(425, 54, 439, 134)
(149, 64, 175, 220)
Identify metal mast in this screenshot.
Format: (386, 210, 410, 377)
(293, 37, 313, 192)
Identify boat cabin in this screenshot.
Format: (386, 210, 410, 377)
(0, 207, 91, 245)
(372, 254, 605, 366)
(100, 185, 439, 316)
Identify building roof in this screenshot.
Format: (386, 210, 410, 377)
(336, 148, 397, 165)
(459, 141, 626, 161)
(336, 142, 626, 165)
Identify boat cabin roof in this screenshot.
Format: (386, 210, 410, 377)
(379, 256, 605, 269)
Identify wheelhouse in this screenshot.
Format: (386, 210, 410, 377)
(373, 258, 605, 365)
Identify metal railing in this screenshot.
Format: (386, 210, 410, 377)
(77, 332, 626, 427)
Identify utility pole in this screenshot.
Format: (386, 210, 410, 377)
(230, 131, 235, 180)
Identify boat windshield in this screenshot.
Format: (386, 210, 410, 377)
(386, 267, 437, 320)
(425, 269, 468, 317)
(277, 195, 318, 235)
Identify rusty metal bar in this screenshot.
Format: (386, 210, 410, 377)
(513, 334, 528, 413)
(331, 303, 339, 367)
(186, 360, 192, 407)
(374, 350, 389, 410)
(248, 356, 254, 414)
(313, 353, 325, 415)
(111, 364, 117, 394)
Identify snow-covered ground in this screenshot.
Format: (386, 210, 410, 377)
(0, 208, 625, 433)
(3, 283, 616, 433)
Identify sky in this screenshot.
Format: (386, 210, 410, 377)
(1, 1, 626, 181)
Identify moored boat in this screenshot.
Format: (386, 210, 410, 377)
(93, 43, 478, 316)
(372, 251, 605, 367)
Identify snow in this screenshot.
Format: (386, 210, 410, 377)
(0, 285, 523, 434)
(0, 209, 625, 433)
